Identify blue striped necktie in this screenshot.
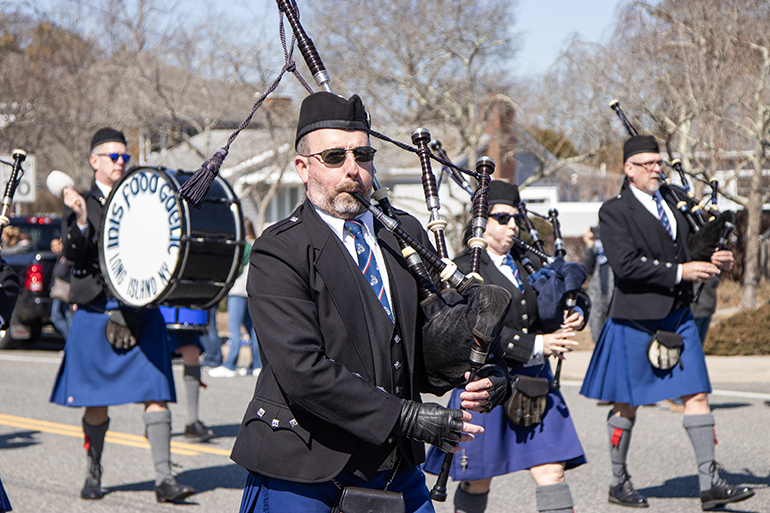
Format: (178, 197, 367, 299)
(653, 193, 674, 239)
(502, 254, 525, 292)
(344, 220, 394, 322)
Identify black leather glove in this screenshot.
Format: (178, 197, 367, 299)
(475, 364, 511, 412)
(104, 309, 139, 350)
(396, 400, 464, 453)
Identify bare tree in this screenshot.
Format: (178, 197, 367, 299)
(306, 0, 518, 165)
(612, 0, 770, 308)
(548, 0, 770, 308)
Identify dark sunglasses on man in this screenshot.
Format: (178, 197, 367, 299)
(303, 146, 376, 166)
(489, 212, 522, 225)
(95, 153, 131, 164)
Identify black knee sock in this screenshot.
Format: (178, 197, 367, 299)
(454, 483, 489, 513)
(536, 482, 574, 512)
(82, 417, 109, 472)
(607, 413, 635, 486)
(183, 364, 201, 426)
(143, 410, 172, 486)
(683, 413, 717, 491)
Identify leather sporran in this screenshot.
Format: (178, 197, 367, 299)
(331, 487, 405, 513)
(49, 277, 70, 302)
(504, 375, 549, 427)
(646, 330, 683, 371)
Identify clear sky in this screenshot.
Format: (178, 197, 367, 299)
(205, 0, 624, 78)
(513, 0, 624, 76)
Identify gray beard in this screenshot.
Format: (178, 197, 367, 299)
(308, 182, 368, 220)
(645, 180, 661, 194)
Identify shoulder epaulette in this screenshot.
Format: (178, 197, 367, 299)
(262, 213, 303, 237)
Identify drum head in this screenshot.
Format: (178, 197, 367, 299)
(99, 167, 185, 308)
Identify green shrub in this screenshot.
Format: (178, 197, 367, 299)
(703, 303, 770, 355)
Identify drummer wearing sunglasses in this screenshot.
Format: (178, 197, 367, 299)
(51, 127, 196, 504)
(62, 135, 129, 227)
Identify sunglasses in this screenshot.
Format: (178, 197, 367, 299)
(304, 146, 376, 166)
(489, 212, 522, 225)
(95, 153, 131, 164)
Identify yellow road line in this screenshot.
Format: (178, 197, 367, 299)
(0, 413, 231, 456)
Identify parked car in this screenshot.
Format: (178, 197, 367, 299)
(0, 215, 63, 349)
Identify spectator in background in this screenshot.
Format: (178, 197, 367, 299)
(199, 305, 223, 369)
(49, 237, 74, 339)
(691, 277, 718, 344)
(208, 218, 260, 378)
(2, 226, 30, 255)
(583, 226, 613, 344)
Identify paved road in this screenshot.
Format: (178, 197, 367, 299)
(1, 349, 769, 512)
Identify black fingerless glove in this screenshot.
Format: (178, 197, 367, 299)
(396, 400, 464, 453)
(105, 309, 140, 350)
(476, 363, 511, 412)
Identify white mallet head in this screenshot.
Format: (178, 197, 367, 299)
(46, 170, 75, 199)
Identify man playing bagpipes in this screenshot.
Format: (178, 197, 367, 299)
(230, 92, 512, 513)
(423, 180, 587, 513)
(580, 135, 754, 511)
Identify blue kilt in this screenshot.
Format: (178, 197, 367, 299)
(580, 308, 711, 406)
(239, 466, 434, 513)
(49, 300, 176, 407)
(0, 476, 11, 512)
(423, 363, 586, 481)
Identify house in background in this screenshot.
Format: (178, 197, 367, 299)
(144, 96, 623, 247)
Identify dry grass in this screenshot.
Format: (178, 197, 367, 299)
(705, 302, 770, 355)
(716, 278, 770, 308)
(704, 279, 770, 355)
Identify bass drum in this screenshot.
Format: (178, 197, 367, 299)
(99, 166, 244, 309)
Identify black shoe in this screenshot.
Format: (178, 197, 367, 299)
(184, 420, 216, 442)
(80, 462, 104, 500)
(700, 464, 755, 511)
(155, 477, 195, 503)
(609, 470, 649, 508)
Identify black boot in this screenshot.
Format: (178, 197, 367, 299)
(699, 462, 755, 511)
(81, 459, 103, 500)
(608, 467, 648, 508)
(80, 418, 109, 500)
(184, 420, 216, 442)
(155, 476, 196, 503)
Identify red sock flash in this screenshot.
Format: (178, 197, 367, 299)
(611, 427, 623, 447)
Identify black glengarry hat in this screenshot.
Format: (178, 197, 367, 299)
(295, 92, 371, 149)
(91, 127, 127, 151)
(623, 135, 659, 162)
(488, 180, 520, 207)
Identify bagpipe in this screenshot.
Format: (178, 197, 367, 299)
(503, 202, 591, 390)
(609, 100, 736, 261)
(174, 2, 519, 501)
(178, 0, 514, 462)
(610, 100, 736, 302)
(0, 149, 27, 235)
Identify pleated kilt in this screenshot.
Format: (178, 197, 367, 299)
(423, 362, 586, 482)
(49, 299, 176, 407)
(580, 308, 711, 406)
(0, 476, 11, 512)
